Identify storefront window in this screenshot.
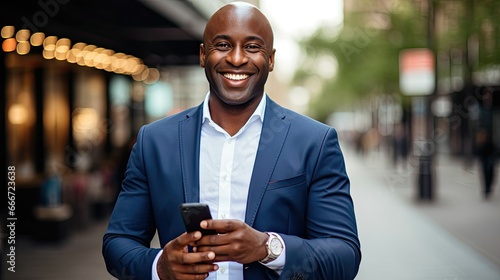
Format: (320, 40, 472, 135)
(6, 66, 37, 179)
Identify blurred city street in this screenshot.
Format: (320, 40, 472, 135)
(8, 143, 500, 280)
(344, 143, 500, 280)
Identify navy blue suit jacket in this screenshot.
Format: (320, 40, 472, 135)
(103, 96, 361, 279)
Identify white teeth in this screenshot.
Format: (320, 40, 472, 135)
(223, 73, 249, 80)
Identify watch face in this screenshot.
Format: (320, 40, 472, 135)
(270, 238, 283, 255)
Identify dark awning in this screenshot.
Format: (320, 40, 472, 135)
(0, 0, 211, 67)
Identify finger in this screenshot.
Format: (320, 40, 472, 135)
(195, 233, 229, 247)
(175, 262, 219, 274)
(170, 262, 219, 277)
(201, 219, 240, 233)
(181, 251, 216, 264)
(196, 244, 232, 257)
(168, 231, 202, 250)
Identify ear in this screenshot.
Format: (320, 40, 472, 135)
(268, 48, 276, 72)
(199, 43, 206, 68)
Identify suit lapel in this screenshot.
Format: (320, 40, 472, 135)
(245, 97, 290, 226)
(179, 105, 203, 203)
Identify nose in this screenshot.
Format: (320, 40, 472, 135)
(226, 46, 248, 66)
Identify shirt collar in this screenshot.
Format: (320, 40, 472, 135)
(202, 91, 266, 125)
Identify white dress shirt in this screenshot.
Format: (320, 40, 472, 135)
(152, 92, 285, 280)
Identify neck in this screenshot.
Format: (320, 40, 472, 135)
(209, 94, 263, 136)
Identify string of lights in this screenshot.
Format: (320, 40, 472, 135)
(1, 25, 160, 84)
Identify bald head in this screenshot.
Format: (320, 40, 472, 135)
(198, 1, 276, 115)
(203, 2, 274, 50)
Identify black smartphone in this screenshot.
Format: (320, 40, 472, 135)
(179, 203, 217, 235)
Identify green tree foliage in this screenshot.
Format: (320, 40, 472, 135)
(295, 0, 500, 122)
(294, 2, 424, 121)
(470, 0, 500, 67)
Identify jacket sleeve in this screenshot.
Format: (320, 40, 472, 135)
(280, 128, 361, 280)
(102, 125, 161, 280)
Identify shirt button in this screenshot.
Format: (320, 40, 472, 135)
(220, 267, 226, 274)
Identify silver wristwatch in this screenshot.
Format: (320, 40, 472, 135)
(260, 232, 284, 264)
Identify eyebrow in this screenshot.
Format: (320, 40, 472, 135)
(212, 35, 265, 44)
(211, 35, 230, 42)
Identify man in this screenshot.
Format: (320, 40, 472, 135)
(103, 2, 361, 279)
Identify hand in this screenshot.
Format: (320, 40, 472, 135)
(194, 219, 269, 264)
(157, 231, 218, 280)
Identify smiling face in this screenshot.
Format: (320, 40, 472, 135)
(200, 2, 275, 108)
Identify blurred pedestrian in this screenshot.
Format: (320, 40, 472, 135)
(475, 127, 496, 199)
(392, 123, 408, 167)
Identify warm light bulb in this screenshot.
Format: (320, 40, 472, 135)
(2, 38, 16, 52)
(16, 41, 31, 55)
(15, 29, 30, 42)
(1, 26, 15, 39)
(43, 49, 55, 59)
(43, 36, 57, 51)
(144, 68, 160, 84)
(8, 104, 29, 124)
(30, 32, 45, 46)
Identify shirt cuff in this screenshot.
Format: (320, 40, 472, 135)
(151, 250, 163, 280)
(261, 232, 286, 274)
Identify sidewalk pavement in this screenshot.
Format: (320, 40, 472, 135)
(10, 220, 112, 280)
(344, 144, 500, 280)
(7, 144, 500, 280)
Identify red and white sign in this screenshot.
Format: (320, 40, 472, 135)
(399, 48, 435, 96)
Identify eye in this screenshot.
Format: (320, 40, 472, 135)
(245, 44, 261, 52)
(216, 42, 231, 50)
